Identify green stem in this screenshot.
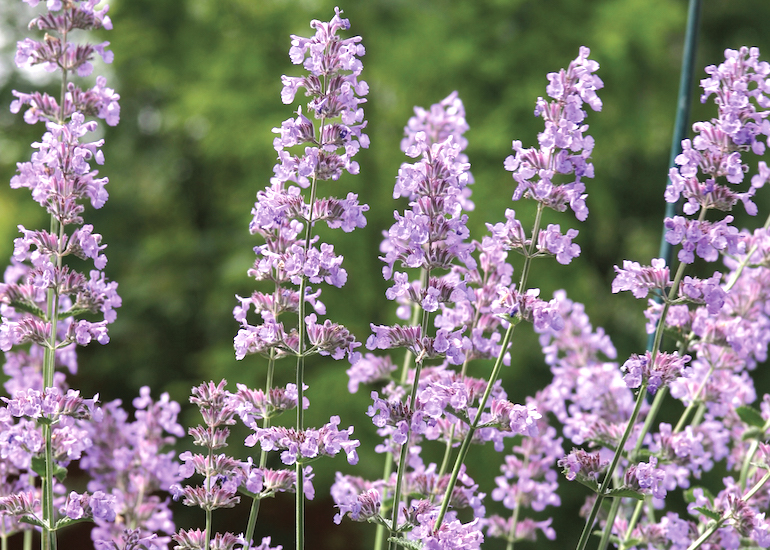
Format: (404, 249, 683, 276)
(597, 495, 622, 550)
(434, 321, 516, 528)
(389, 305, 431, 549)
(244, 354, 276, 546)
(433, 202, 544, 531)
(575, 382, 649, 550)
(619, 499, 646, 550)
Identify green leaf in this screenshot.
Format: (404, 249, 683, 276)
(19, 515, 46, 529)
(606, 487, 645, 500)
(54, 516, 94, 530)
(737, 406, 766, 429)
(387, 537, 423, 550)
(694, 507, 721, 521)
(30, 457, 67, 482)
(742, 427, 766, 441)
(574, 476, 601, 494)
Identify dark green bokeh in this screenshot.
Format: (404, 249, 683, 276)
(1, 1, 770, 548)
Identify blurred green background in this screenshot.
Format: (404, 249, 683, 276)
(2, 0, 770, 548)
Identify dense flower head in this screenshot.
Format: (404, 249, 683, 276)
(81, 390, 182, 548)
(245, 416, 360, 465)
(504, 46, 602, 220)
(621, 351, 691, 395)
(666, 47, 770, 216)
(275, 7, 368, 186)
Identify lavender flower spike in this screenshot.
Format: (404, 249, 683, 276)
(504, 46, 603, 220)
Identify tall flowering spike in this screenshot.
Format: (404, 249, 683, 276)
(666, 47, 770, 217)
(2, 0, 121, 361)
(234, 7, 366, 366)
(373, 93, 476, 366)
(276, 6, 368, 185)
(504, 46, 603, 221)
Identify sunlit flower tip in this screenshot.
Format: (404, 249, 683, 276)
(333, 488, 382, 524)
(0, 491, 39, 516)
(621, 351, 690, 394)
(558, 448, 608, 482)
(489, 399, 541, 436)
(612, 258, 671, 299)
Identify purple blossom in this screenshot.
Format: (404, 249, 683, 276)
(245, 416, 359, 465)
(624, 457, 668, 499)
(558, 448, 608, 482)
(667, 47, 770, 216)
(504, 46, 602, 220)
(612, 258, 671, 299)
(621, 351, 690, 395)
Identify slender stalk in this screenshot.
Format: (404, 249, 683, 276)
(619, 499, 645, 550)
(434, 202, 544, 530)
(597, 495, 622, 550)
(388, 305, 431, 549)
(504, 499, 521, 550)
(434, 320, 516, 528)
(244, 353, 276, 545)
(39, 17, 73, 550)
(574, 382, 648, 550)
(374, 273, 425, 550)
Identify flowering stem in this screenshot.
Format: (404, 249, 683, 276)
(597, 495, 622, 550)
(504, 503, 521, 550)
(375, 279, 424, 550)
(434, 320, 516, 529)
(682, 474, 770, 550)
(434, 201, 544, 531)
(739, 417, 770, 490)
(575, 381, 648, 550)
(389, 302, 431, 548)
(619, 499, 646, 550)
(244, 354, 276, 546)
(724, 211, 770, 291)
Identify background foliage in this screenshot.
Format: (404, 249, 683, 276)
(1, 0, 770, 548)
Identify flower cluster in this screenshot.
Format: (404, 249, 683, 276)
(504, 45, 603, 221)
(233, 7, 366, 366)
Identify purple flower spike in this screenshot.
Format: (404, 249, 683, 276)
(505, 47, 602, 220)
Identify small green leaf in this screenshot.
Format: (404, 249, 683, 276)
(574, 476, 601, 494)
(30, 457, 67, 482)
(54, 516, 94, 530)
(387, 536, 423, 550)
(694, 507, 721, 521)
(19, 515, 46, 529)
(737, 406, 766, 429)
